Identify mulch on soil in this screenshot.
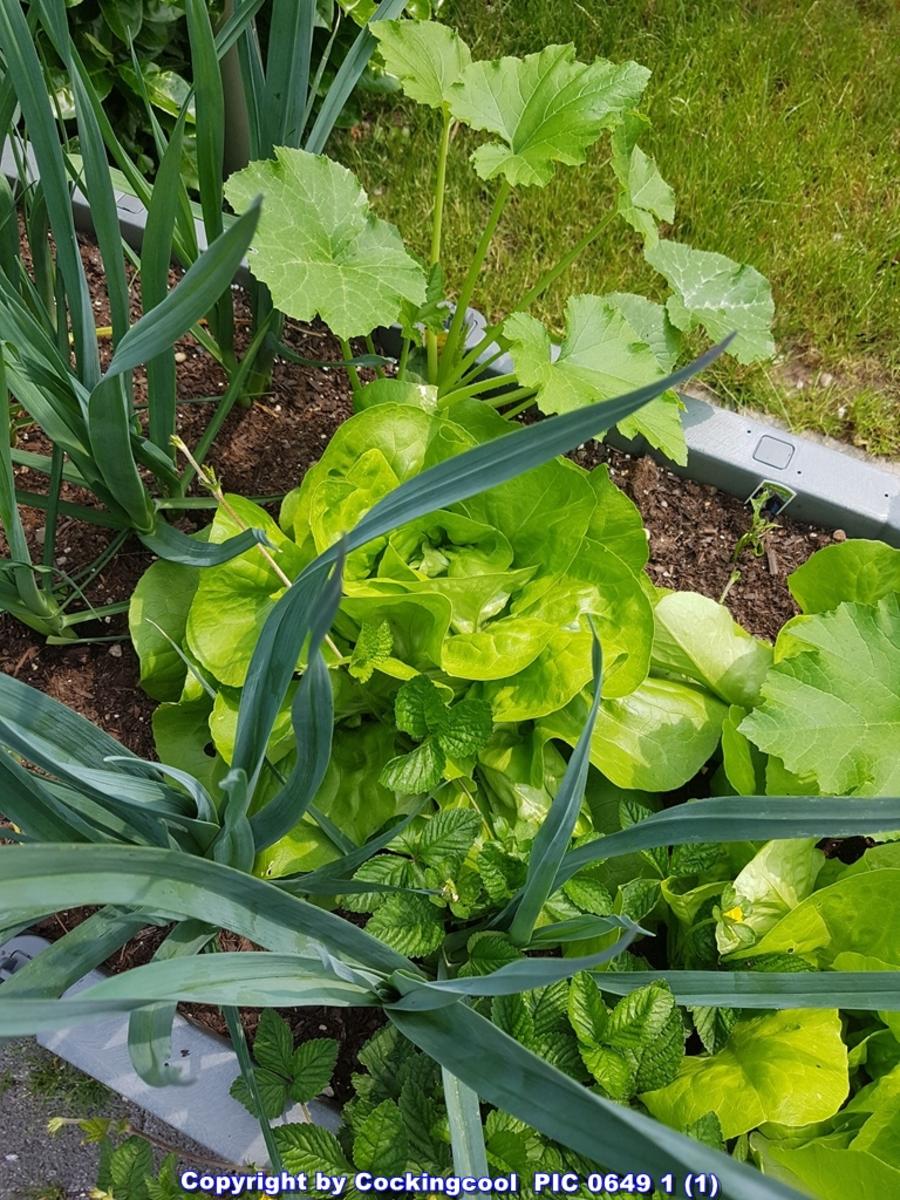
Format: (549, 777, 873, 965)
(3, 236, 843, 1104)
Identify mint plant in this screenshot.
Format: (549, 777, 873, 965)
(225, 18, 776, 465)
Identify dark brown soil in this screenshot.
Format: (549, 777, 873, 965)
(572, 445, 831, 642)
(3, 235, 843, 1106)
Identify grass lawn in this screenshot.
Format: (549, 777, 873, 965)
(336, 0, 900, 456)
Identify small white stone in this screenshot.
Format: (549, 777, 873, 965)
(819, 372, 834, 387)
(175, 351, 187, 364)
(109, 643, 123, 658)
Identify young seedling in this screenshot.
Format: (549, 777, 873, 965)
(720, 485, 782, 602)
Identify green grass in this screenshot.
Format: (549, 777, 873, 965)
(336, 0, 900, 455)
(25, 1047, 113, 1110)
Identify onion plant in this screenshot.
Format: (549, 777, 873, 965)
(2, 352, 899, 1197)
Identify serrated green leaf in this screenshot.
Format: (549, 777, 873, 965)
(740, 596, 900, 796)
(618, 877, 660, 922)
(685, 1113, 725, 1151)
(394, 675, 447, 739)
(562, 876, 614, 915)
(354, 1098, 409, 1175)
(436, 697, 493, 759)
(690, 1005, 738, 1055)
(632, 1008, 684, 1092)
(459, 932, 522, 977)
(349, 619, 394, 683)
(290, 1037, 339, 1104)
(611, 115, 675, 245)
(478, 843, 526, 904)
(449, 46, 649, 187)
(224, 148, 426, 339)
(380, 740, 445, 794)
(372, 19, 472, 108)
(275, 1122, 354, 1175)
(619, 796, 668, 877)
(504, 296, 686, 464)
(491, 993, 535, 1047)
(418, 808, 482, 870)
(581, 1042, 635, 1099)
(252, 1008, 295, 1076)
(367, 891, 444, 956)
(567, 972, 607, 1043)
(109, 1136, 154, 1200)
(645, 239, 775, 364)
(602, 292, 681, 372)
(230, 1066, 290, 1119)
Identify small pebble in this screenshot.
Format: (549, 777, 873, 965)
(819, 372, 834, 387)
(833, 528, 847, 541)
(175, 351, 187, 364)
(108, 644, 123, 658)
(5, 1154, 19, 1162)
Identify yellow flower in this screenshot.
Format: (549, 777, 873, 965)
(723, 905, 744, 922)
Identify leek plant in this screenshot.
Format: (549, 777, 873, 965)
(0, 0, 422, 638)
(1, 350, 899, 1197)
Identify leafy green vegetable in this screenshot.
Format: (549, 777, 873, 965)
(729, 868, 900, 968)
(643, 1010, 848, 1137)
(372, 19, 472, 108)
(224, 148, 427, 339)
(651, 592, 773, 708)
(448, 46, 649, 187)
(740, 596, 900, 795)
(715, 839, 824, 956)
(644, 240, 776, 364)
(788, 540, 900, 615)
(504, 295, 686, 463)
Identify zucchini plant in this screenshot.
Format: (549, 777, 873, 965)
(224, 18, 777, 466)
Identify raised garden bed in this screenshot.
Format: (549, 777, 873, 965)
(2, 9, 899, 1199)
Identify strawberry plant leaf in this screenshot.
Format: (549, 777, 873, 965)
(491, 993, 535, 1047)
(644, 239, 776, 364)
(449, 46, 650, 187)
(275, 1123, 354, 1176)
(372, 19, 472, 109)
(458, 931, 522, 977)
(353, 1098, 409, 1175)
(291, 1037, 339, 1104)
(504, 296, 687, 464)
(229, 1066, 290, 1119)
(224, 148, 426, 340)
(567, 973, 608, 1044)
(109, 1136, 154, 1200)
(252, 1008, 295, 1076)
